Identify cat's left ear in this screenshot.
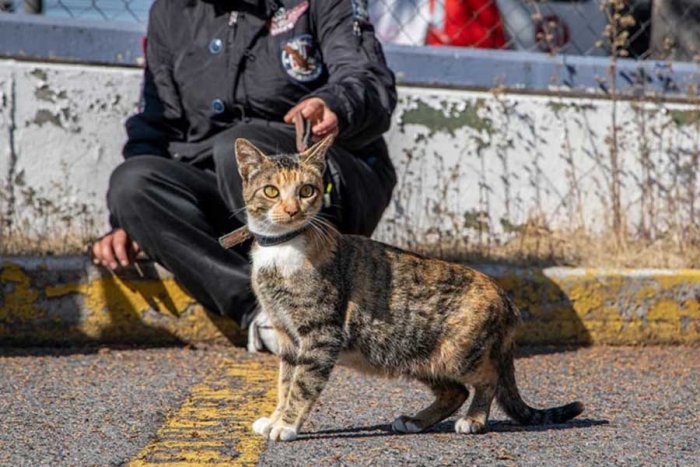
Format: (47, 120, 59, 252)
(235, 138, 269, 181)
(300, 134, 334, 175)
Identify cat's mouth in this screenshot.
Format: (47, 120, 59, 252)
(248, 213, 312, 237)
(271, 214, 310, 229)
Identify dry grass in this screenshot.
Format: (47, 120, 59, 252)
(1, 162, 100, 257)
(0, 232, 93, 256)
(5, 225, 700, 269)
(413, 227, 700, 269)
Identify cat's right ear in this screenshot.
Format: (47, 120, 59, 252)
(300, 134, 333, 175)
(235, 138, 268, 181)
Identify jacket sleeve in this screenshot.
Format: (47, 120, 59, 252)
(308, 0, 397, 150)
(122, 2, 187, 158)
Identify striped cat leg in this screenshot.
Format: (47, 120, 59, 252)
(253, 331, 296, 436)
(455, 383, 496, 435)
(392, 380, 469, 434)
(252, 358, 294, 436)
(265, 333, 341, 442)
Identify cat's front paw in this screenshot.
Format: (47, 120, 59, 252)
(267, 422, 298, 442)
(252, 417, 274, 435)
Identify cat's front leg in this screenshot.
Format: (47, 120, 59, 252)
(253, 331, 296, 436)
(252, 358, 294, 436)
(265, 332, 341, 442)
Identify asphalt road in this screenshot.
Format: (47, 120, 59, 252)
(0, 346, 224, 467)
(1, 346, 698, 466)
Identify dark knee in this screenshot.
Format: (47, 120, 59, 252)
(107, 157, 163, 213)
(213, 134, 236, 166)
(212, 123, 270, 169)
(213, 121, 287, 169)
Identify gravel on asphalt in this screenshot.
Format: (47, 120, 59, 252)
(258, 346, 700, 467)
(1, 346, 698, 467)
(0, 346, 225, 467)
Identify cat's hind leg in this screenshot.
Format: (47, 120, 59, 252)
(454, 382, 496, 435)
(392, 380, 469, 434)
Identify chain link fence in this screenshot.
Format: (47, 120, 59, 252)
(0, 0, 698, 61)
(0, 0, 149, 22)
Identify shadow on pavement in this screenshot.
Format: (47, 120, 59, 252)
(0, 342, 189, 358)
(301, 418, 609, 440)
(488, 418, 610, 432)
(475, 265, 592, 355)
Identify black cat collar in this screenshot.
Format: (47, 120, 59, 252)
(218, 225, 307, 249)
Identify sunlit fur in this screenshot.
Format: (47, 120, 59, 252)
(234, 137, 584, 442)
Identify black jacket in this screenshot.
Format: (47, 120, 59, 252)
(123, 0, 397, 160)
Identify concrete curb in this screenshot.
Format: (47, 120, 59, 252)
(1, 257, 699, 346)
(0, 256, 245, 347)
(480, 265, 700, 345)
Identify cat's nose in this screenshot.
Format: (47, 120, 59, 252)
(284, 206, 299, 218)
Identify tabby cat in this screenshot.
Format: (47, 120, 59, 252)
(234, 136, 583, 442)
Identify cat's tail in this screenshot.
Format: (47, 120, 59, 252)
(495, 348, 584, 425)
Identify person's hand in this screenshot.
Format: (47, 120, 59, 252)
(284, 97, 339, 142)
(91, 228, 141, 270)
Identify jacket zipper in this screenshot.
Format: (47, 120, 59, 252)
(228, 11, 239, 108)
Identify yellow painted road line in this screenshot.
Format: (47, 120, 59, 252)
(129, 356, 277, 467)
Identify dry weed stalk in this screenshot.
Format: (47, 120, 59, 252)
(0, 162, 99, 255)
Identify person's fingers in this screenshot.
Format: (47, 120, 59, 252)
(284, 99, 314, 122)
(126, 239, 141, 264)
(283, 103, 301, 123)
(98, 236, 119, 270)
(91, 241, 102, 265)
(299, 100, 322, 120)
(311, 127, 339, 143)
(113, 229, 131, 267)
(312, 115, 338, 136)
(286, 98, 337, 139)
(285, 98, 326, 123)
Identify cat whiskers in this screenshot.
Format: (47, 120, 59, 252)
(228, 205, 249, 220)
(307, 216, 338, 249)
(312, 214, 339, 235)
(253, 217, 280, 237)
(256, 212, 337, 249)
(307, 222, 330, 250)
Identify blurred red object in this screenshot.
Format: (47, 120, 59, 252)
(141, 36, 148, 64)
(426, 0, 506, 48)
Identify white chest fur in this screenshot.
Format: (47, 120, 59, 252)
(251, 235, 309, 276)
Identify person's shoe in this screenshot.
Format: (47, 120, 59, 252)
(247, 308, 279, 354)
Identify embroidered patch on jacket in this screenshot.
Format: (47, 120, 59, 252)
(281, 34, 323, 82)
(351, 0, 370, 23)
(270, 1, 309, 36)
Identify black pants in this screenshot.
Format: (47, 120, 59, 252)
(107, 120, 395, 327)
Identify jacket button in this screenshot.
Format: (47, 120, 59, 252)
(209, 38, 223, 54)
(211, 99, 225, 114)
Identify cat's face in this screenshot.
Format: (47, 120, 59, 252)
(234, 137, 332, 236)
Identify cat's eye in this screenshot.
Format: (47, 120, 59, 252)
(299, 185, 316, 198)
(263, 185, 279, 198)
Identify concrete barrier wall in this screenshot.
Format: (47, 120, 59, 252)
(2, 58, 700, 252)
(379, 88, 700, 249)
(2, 256, 698, 346)
(0, 60, 139, 253)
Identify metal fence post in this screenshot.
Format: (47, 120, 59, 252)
(22, 0, 43, 14)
